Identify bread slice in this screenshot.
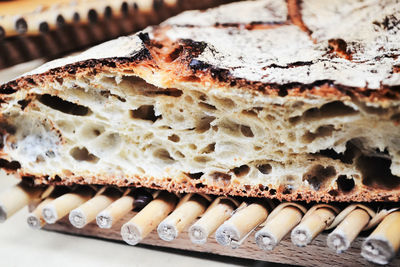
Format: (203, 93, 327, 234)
(1, 0, 400, 202)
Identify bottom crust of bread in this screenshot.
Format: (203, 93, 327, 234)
(20, 172, 400, 203)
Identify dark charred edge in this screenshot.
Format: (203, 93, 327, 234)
(22, 173, 400, 203)
(286, 0, 313, 37)
(138, 32, 151, 44)
(263, 61, 314, 69)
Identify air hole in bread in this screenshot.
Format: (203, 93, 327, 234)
(130, 105, 161, 122)
(240, 125, 254, 137)
(175, 151, 185, 158)
(302, 125, 334, 143)
(357, 155, 400, 189)
(199, 102, 217, 111)
(146, 88, 183, 98)
(187, 172, 204, 179)
(189, 144, 197, 150)
(316, 141, 358, 164)
(269, 189, 276, 195)
(219, 119, 241, 136)
(210, 172, 231, 186)
(168, 134, 180, 142)
(232, 165, 250, 177)
(200, 143, 215, 154)
(80, 124, 105, 140)
(303, 164, 336, 191)
(290, 101, 358, 124)
(38, 94, 92, 116)
(193, 156, 210, 163)
(257, 164, 272, 174)
(0, 158, 21, 170)
(241, 109, 258, 117)
(70, 147, 99, 163)
(195, 116, 215, 133)
(336, 175, 355, 193)
(153, 149, 175, 164)
(212, 96, 235, 109)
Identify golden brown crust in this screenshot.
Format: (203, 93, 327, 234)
(21, 172, 400, 203)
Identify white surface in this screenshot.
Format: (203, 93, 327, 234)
(0, 173, 238, 267)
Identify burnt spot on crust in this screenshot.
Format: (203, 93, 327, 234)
(138, 32, 151, 44)
(0, 158, 21, 171)
(328, 38, 352, 60)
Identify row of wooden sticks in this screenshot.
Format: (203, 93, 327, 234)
(0, 182, 399, 265)
(0, 0, 176, 38)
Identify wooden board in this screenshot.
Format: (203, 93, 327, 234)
(42, 210, 400, 267)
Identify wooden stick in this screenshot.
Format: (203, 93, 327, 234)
(96, 193, 134, 229)
(26, 197, 54, 229)
(157, 194, 209, 241)
(69, 188, 121, 228)
(0, 182, 45, 223)
(189, 198, 236, 244)
(42, 187, 94, 224)
(121, 192, 178, 245)
(96, 189, 152, 229)
(361, 211, 400, 265)
(215, 202, 269, 248)
(327, 208, 370, 253)
(291, 207, 336, 247)
(255, 206, 303, 251)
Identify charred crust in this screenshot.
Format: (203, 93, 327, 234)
(138, 32, 151, 44)
(328, 38, 352, 60)
(189, 59, 210, 71)
(179, 39, 208, 55)
(0, 82, 17, 94)
(0, 159, 21, 171)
